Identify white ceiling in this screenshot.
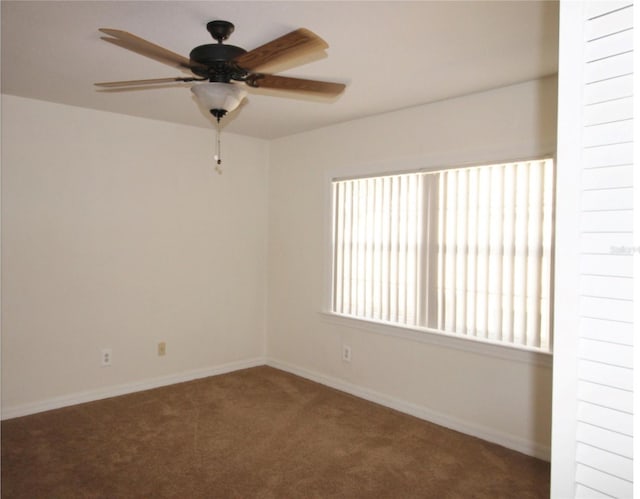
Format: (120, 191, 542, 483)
(1, 1, 559, 140)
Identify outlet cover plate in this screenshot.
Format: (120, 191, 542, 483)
(342, 345, 352, 362)
(101, 348, 112, 367)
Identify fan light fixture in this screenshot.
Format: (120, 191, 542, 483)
(191, 82, 247, 173)
(191, 82, 247, 121)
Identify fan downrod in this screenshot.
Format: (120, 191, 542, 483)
(207, 20, 235, 43)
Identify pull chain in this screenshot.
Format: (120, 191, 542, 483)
(214, 118, 223, 174)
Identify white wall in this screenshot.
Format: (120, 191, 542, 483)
(267, 76, 557, 459)
(1, 95, 269, 416)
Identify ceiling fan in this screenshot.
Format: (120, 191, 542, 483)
(96, 20, 345, 116)
(96, 20, 345, 170)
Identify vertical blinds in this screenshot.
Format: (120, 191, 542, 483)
(436, 160, 554, 350)
(332, 158, 554, 352)
(332, 174, 422, 326)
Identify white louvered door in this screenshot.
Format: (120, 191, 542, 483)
(552, 1, 634, 498)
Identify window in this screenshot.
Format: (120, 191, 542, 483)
(331, 158, 554, 352)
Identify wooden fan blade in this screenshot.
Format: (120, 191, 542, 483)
(246, 74, 345, 96)
(233, 28, 328, 72)
(99, 28, 205, 72)
(95, 77, 203, 88)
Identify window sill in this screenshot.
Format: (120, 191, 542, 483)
(320, 312, 553, 368)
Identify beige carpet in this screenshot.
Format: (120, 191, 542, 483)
(1, 366, 549, 498)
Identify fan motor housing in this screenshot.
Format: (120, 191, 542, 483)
(190, 44, 247, 81)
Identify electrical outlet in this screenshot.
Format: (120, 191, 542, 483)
(342, 345, 352, 362)
(101, 348, 112, 367)
(157, 341, 166, 356)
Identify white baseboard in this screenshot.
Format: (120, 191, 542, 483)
(2, 356, 551, 462)
(266, 357, 551, 461)
(1, 357, 266, 421)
